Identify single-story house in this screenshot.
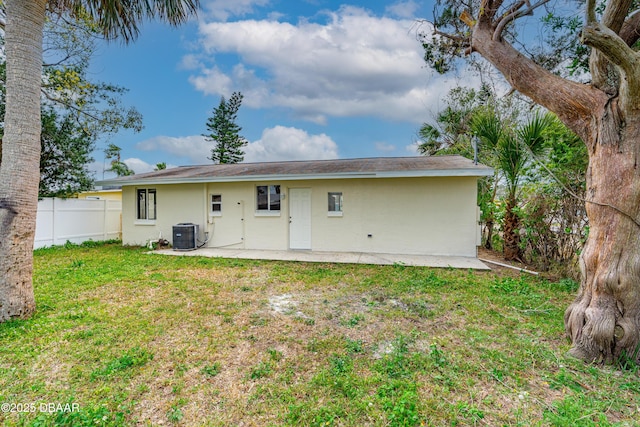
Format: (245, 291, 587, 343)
(97, 156, 493, 257)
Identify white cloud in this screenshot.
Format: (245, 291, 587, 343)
(135, 126, 338, 165)
(187, 6, 473, 124)
(88, 160, 109, 181)
(202, 0, 270, 21)
(136, 135, 211, 164)
(405, 141, 420, 155)
(385, 1, 420, 18)
(124, 158, 156, 174)
(375, 142, 396, 152)
(188, 66, 234, 97)
(244, 126, 339, 162)
(90, 159, 159, 180)
(178, 54, 203, 71)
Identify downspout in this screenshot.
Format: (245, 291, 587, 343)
(203, 184, 211, 247)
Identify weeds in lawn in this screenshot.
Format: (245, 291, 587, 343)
(340, 314, 365, 327)
(249, 361, 273, 380)
(268, 348, 283, 362)
(30, 405, 128, 427)
(90, 347, 153, 380)
(616, 343, 640, 373)
(0, 243, 637, 426)
(167, 406, 184, 423)
(344, 338, 364, 354)
(201, 363, 220, 378)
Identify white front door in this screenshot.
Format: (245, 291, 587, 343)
(289, 188, 312, 249)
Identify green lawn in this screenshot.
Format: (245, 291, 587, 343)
(0, 242, 638, 426)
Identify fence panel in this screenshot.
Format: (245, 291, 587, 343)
(35, 198, 122, 249)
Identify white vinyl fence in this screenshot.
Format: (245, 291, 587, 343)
(35, 198, 122, 249)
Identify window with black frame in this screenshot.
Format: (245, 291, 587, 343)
(256, 185, 280, 212)
(137, 188, 156, 220)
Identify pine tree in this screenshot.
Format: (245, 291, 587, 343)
(204, 92, 247, 164)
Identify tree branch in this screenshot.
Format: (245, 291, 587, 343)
(586, 0, 597, 24)
(582, 22, 640, 111)
(493, 0, 551, 41)
(433, 27, 467, 43)
(601, 0, 634, 32)
(493, 0, 526, 40)
(43, 55, 73, 68)
(41, 88, 101, 132)
(588, 0, 634, 92)
(620, 10, 640, 47)
(471, 20, 608, 143)
(479, 0, 500, 23)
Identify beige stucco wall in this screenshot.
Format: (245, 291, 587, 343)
(122, 176, 481, 257)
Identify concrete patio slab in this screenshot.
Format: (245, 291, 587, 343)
(152, 248, 491, 270)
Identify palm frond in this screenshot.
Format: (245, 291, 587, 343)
(48, 0, 199, 43)
(496, 133, 525, 198)
(517, 111, 554, 156)
(469, 106, 503, 149)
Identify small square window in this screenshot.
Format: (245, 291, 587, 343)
(328, 192, 343, 213)
(211, 194, 222, 215)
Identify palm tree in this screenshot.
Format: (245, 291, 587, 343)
(0, 0, 199, 322)
(472, 109, 552, 261)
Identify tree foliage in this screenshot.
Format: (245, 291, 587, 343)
(421, 0, 640, 364)
(417, 85, 492, 156)
(204, 91, 248, 164)
(39, 107, 95, 196)
(44, 0, 200, 43)
(104, 143, 134, 176)
(0, 14, 144, 196)
(40, 14, 144, 137)
(420, 84, 588, 267)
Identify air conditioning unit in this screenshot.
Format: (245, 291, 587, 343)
(172, 223, 199, 251)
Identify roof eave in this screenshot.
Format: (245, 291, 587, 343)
(96, 168, 494, 187)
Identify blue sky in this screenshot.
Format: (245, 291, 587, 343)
(89, 0, 481, 177)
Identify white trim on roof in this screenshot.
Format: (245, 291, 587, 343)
(97, 168, 494, 187)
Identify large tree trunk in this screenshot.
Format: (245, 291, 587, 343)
(464, 2, 640, 363)
(0, 0, 47, 321)
(564, 116, 640, 364)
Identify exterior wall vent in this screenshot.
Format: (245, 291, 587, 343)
(172, 223, 199, 251)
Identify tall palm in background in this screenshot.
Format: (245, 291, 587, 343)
(472, 110, 552, 261)
(0, 0, 199, 322)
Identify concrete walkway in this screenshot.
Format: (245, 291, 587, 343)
(153, 247, 490, 270)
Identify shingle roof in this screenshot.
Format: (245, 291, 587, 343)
(97, 156, 493, 186)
